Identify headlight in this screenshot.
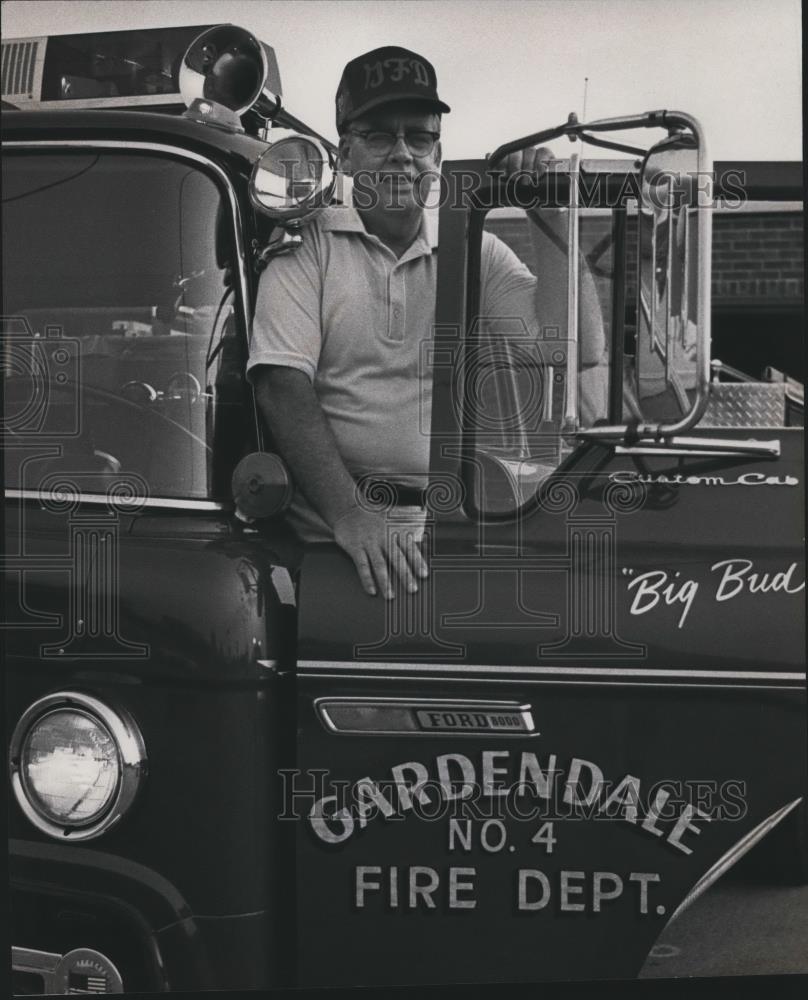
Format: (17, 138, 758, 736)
(9, 692, 147, 841)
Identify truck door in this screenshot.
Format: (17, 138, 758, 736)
(291, 159, 806, 988)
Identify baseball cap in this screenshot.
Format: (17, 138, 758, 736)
(335, 46, 450, 132)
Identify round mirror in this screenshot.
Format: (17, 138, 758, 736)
(232, 452, 294, 519)
(635, 133, 705, 423)
(641, 139, 699, 213)
(249, 135, 335, 222)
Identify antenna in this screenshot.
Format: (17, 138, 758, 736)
(582, 76, 589, 122)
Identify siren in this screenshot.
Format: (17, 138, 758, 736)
(179, 24, 282, 129)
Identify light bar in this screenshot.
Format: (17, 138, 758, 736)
(2, 25, 222, 110)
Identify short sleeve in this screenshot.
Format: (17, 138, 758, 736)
(479, 231, 538, 332)
(246, 223, 324, 384)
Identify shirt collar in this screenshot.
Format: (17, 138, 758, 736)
(319, 204, 367, 234)
(320, 203, 439, 256)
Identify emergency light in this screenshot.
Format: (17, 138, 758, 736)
(0, 23, 281, 115)
(179, 24, 282, 121)
(2, 23, 335, 145)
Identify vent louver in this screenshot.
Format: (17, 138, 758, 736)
(1, 39, 39, 99)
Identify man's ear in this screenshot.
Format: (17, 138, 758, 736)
(433, 139, 442, 169)
(337, 133, 352, 174)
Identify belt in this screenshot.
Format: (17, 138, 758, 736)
(359, 478, 427, 507)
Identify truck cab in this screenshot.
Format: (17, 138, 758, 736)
(3, 23, 805, 993)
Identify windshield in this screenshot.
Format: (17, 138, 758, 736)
(2, 150, 250, 502)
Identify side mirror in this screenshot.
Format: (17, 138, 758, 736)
(232, 452, 293, 520)
(634, 128, 711, 427)
(249, 135, 335, 223)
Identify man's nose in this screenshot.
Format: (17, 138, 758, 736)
(388, 133, 413, 161)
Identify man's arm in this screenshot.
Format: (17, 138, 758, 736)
(494, 146, 606, 346)
(489, 147, 609, 424)
(252, 365, 427, 599)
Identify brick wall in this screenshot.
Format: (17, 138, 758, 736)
(711, 213, 803, 306)
(488, 211, 804, 311)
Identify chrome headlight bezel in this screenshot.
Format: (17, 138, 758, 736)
(9, 691, 147, 841)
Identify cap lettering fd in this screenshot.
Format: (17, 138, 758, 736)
(335, 46, 450, 132)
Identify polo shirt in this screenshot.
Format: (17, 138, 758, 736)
(247, 204, 539, 539)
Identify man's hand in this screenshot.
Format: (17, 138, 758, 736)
(496, 145, 554, 185)
(332, 505, 429, 600)
(254, 366, 431, 599)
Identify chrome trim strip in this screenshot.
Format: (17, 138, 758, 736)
(4, 488, 228, 511)
(302, 673, 804, 691)
(564, 149, 580, 429)
(297, 660, 806, 682)
(9, 691, 148, 842)
(21, 93, 183, 111)
(12, 946, 61, 975)
(668, 798, 803, 924)
(314, 696, 538, 736)
(616, 435, 781, 456)
(3, 138, 259, 488)
(12, 946, 60, 993)
(614, 443, 782, 457)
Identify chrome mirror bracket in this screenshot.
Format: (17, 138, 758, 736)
(578, 428, 781, 458)
(252, 229, 304, 272)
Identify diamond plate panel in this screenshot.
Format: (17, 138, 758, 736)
(699, 382, 786, 428)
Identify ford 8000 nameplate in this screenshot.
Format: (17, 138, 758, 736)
(316, 699, 538, 736)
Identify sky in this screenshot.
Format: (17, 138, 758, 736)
(2, 0, 802, 161)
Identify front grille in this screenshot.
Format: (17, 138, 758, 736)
(11, 888, 161, 994)
(1, 40, 39, 99)
(12, 944, 124, 995)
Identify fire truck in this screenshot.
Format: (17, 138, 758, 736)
(2, 23, 805, 994)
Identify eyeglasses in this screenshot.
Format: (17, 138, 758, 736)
(348, 128, 440, 157)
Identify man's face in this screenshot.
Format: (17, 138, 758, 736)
(339, 104, 441, 214)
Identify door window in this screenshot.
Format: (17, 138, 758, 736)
(466, 205, 615, 513)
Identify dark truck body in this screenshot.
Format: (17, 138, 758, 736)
(3, 108, 806, 993)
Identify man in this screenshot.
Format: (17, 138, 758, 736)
(247, 47, 561, 599)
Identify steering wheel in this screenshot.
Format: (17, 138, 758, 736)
(166, 371, 202, 404)
(119, 380, 159, 405)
